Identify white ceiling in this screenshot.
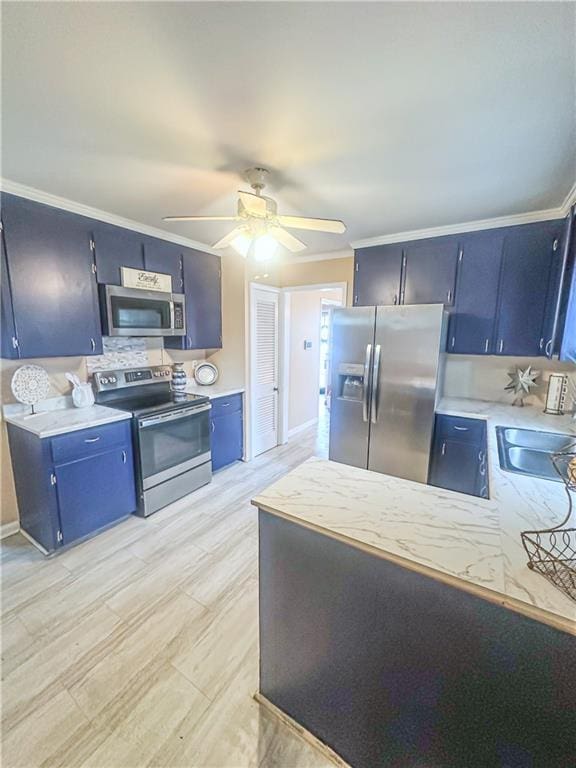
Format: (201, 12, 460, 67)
(3, 2, 575, 255)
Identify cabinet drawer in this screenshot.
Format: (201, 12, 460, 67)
(51, 420, 132, 465)
(211, 393, 243, 418)
(434, 414, 486, 445)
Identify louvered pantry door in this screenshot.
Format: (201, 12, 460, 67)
(251, 287, 279, 457)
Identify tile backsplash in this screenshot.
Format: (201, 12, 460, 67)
(86, 337, 153, 373)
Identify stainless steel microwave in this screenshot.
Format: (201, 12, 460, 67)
(99, 284, 186, 337)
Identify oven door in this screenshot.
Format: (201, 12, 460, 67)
(137, 403, 211, 489)
(101, 284, 185, 337)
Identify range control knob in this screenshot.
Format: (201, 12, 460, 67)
(100, 377, 109, 385)
(109, 376, 117, 384)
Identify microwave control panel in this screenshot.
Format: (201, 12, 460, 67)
(173, 302, 185, 330)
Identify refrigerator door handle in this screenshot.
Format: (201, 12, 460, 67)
(362, 344, 372, 422)
(370, 344, 381, 424)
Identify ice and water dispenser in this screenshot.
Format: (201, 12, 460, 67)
(336, 363, 366, 402)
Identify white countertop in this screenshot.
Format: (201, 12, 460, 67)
(253, 398, 576, 634)
(184, 383, 245, 400)
(3, 403, 132, 438)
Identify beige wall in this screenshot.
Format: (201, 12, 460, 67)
(287, 288, 343, 432)
(278, 254, 353, 302)
(442, 354, 575, 407)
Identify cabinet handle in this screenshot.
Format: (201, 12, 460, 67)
(484, 338, 489, 353)
(545, 339, 552, 357)
(450, 336, 455, 349)
(498, 339, 504, 354)
(221, 402, 230, 407)
(84, 436, 100, 443)
(453, 426, 469, 431)
(211, 421, 215, 433)
(441, 441, 446, 456)
(90, 338, 96, 352)
(447, 290, 452, 303)
(187, 335, 191, 349)
(539, 337, 544, 350)
(122, 450, 127, 463)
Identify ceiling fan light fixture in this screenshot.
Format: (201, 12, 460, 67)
(250, 233, 279, 262)
(230, 231, 252, 258)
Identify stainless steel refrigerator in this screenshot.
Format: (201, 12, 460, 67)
(329, 304, 447, 483)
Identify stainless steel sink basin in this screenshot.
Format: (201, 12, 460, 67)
(496, 427, 575, 482)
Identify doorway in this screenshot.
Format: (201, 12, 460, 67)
(278, 283, 346, 451)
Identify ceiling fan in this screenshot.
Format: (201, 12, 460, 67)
(163, 167, 346, 261)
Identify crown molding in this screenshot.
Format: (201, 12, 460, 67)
(0, 178, 221, 256)
(282, 248, 354, 264)
(350, 204, 569, 250)
(561, 180, 576, 215)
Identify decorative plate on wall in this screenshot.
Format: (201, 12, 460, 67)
(11, 365, 51, 412)
(194, 362, 219, 386)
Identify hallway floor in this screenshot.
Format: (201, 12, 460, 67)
(1, 426, 336, 768)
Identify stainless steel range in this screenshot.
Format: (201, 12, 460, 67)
(93, 365, 211, 517)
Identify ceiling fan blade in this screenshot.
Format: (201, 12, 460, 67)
(268, 226, 307, 253)
(238, 191, 267, 217)
(276, 215, 346, 234)
(212, 226, 246, 249)
(163, 215, 239, 222)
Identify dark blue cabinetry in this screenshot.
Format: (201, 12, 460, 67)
(1, 194, 102, 358)
(210, 394, 243, 471)
(7, 420, 136, 552)
(494, 221, 563, 357)
(354, 245, 402, 306)
(354, 218, 566, 358)
(92, 222, 144, 285)
(143, 237, 183, 290)
(449, 230, 504, 354)
(402, 236, 458, 306)
(166, 248, 222, 351)
(1, 222, 18, 359)
(429, 414, 488, 498)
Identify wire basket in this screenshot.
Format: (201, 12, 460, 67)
(521, 441, 576, 602)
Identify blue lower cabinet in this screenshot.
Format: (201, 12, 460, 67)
(7, 420, 136, 553)
(210, 395, 243, 471)
(428, 415, 488, 498)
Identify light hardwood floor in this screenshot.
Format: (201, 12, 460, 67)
(1, 418, 334, 768)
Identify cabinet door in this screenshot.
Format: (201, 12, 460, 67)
(2, 194, 102, 358)
(1, 220, 18, 359)
(92, 222, 144, 285)
(495, 222, 560, 357)
(211, 411, 243, 471)
(166, 248, 222, 350)
(354, 245, 403, 306)
(55, 445, 136, 545)
(448, 231, 504, 354)
(402, 237, 458, 305)
(143, 237, 183, 290)
(428, 438, 481, 497)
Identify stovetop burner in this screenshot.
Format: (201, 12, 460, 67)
(104, 392, 208, 417)
(92, 365, 209, 416)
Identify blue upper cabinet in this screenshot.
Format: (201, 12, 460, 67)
(494, 221, 563, 357)
(354, 245, 403, 306)
(448, 230, 504, 354)
(142, 237, 183, 290)
(401, 236, 459, 306)
(166, 247, 222, 350)
(1, 194, 102, 358)
(92, 222, 144, 285)
(1, 220, 18, 359)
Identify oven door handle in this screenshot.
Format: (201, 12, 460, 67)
(139, 403, 211, 428)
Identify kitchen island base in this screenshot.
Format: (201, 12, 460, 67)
(259, 510, 576, 768)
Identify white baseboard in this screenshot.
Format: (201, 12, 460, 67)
(287, 417, 319, 439)
(0, 521, 20, 540)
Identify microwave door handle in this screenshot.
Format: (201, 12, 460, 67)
(169, 300, 175, 331)
(362, 344, 372, 423)
(370, 344, 381, 424)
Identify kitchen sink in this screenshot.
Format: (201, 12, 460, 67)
(496, 427, 575, 482)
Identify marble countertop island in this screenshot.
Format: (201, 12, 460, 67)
(253, 398, 576, 635)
